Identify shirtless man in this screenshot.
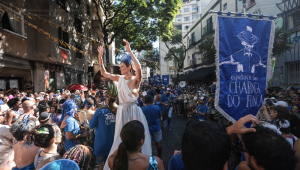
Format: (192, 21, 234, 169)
(16, 100, 38, 124)
(10, 118, 40, 170)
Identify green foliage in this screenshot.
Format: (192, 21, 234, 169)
(272, 28, 293, 58)
(196, 34, 216, 63)
(93, 0, 182, 64)
(142, 48, 160, 70)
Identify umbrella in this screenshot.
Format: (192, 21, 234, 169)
(67, 84, 88, 91)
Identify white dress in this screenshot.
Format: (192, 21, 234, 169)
(104, 75, 152, 170)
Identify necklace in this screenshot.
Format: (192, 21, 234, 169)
(124, 77, 133, 83)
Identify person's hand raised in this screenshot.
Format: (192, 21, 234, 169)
(98, 46, 103, 59)
(123, 39, 131, 52)
(227, 114, 259, 135)
(60, 115, 69, 129)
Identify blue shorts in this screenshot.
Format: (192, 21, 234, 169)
(150, 129, 162, 143)
(96, 155, 108, 164)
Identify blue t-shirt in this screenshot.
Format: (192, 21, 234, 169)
(138, 99, 144, 107)
(168, 153, 185, 170)
(177, 89, 183, 95)
(89, 108, 116, 156)
(0, 99, 3, 105)
(64, 117, 81, 151)
(141, 105, 162, 134)
(160, 94, 173, 113)
(196, 104, 208, 120)
(287, 105, 292, 111)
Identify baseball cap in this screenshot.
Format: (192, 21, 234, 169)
(273, 101, 288, 107)
(199, 96, 206, 101)
(53, 94, 58, 97)
(39, 112, 51, 124)
(167, 88, 170, 91)
(56, 90, 60, 93)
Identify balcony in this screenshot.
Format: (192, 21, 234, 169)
(202, 23, 213, 37)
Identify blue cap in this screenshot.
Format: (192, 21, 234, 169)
(53, 94, 58, 97)
(121, 53, 133, 64)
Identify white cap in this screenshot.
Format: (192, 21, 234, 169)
(270, 97, 276, 100)
(273, 101, 288, 107)
(167, 88, 170, 91)
(200, 97, 205, 100)
(36, 97, 41, 100)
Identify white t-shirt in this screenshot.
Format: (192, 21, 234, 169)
(0, 104, 9, 113)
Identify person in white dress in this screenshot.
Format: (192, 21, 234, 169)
(98, 39, 152, 170)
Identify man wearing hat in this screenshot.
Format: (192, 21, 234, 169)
(219, 26, 266, 74)
(160, 88, 173, 130)
(196, 97, 208, 120)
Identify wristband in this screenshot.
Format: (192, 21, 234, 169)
(108, 73, 111, 79)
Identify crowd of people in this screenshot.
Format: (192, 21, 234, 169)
(0, 41, 300, 170)
(0, 83, 300, 170)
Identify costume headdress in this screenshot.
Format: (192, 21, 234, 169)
(121, 53, 133, 65)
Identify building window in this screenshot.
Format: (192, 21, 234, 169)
(88, 29, 91, 38)
(65, 72, 71, 86)
(207, 17, 212, 31)
(184, 17, 190, 21)
(191, 32, 195, 43)
(192, 14, 197, 20)
(192, 5, 197, 11)
(87, 3, 91, 16)
(77, 74, 82, 84)
(56, 0, 66, 9)
(197, 6, 201, 13)
(75, 43, 83, 59)
(184, 8, 189, 12)
(223, 3, 227, 10)
(175, 24, 182, 30)
(286, 61, 300, 84)
(74, 15, 82, 33)
(287, 9, 300, 30)
(58, 27, 69, 49)
(0, 5, 25, 36)
(75, 0, 81, 5)
(188, 56, 190, 60)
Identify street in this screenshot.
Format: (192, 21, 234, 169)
(152, 112, 189, 169)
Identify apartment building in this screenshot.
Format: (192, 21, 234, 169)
(0, 0, 114, 92)
(159, 0, 211, 84)
(181, 0, 287, 85)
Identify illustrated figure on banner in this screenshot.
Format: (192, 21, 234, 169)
(44, 70, 49, 92)
(97, 39, 152, 170)
(219, 26, 266, 74)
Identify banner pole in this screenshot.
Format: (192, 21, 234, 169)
(209, 10, 277, 19)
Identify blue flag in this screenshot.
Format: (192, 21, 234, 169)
(153, 75, 161, 86)
(215, 15, 274, 123)
(148, 77, 154, 84)
(162, 75, 169, 86)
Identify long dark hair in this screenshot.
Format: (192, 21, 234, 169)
(273, 106, 290, 123)
(121, 61, 136, 76)
(113, 120, 145, 170)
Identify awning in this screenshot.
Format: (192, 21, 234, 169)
(0, 53, 32, 70)
(186, 67, 215, 81)
(178, 71, 195, 81)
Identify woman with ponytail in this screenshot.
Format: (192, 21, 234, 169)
(108, 120, 164, 170)
(26, 124, 62, 169)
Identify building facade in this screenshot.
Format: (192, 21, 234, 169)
(159, 0, 211, 85)
(181, 0, 292, 86)
(0, 0, 114, 92)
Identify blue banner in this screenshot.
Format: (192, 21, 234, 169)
(148, 77, 154, 84)
(215, 15, 274, 123)
(153, 75, 161, 86)
(162, 75, 169, 86)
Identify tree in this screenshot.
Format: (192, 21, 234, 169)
(142, 48, 160, 70)
(161, 27, 187, 84)
(196, 34, 216, 63)
(272, 28, 293, 59)
(92, 0, 182, 65)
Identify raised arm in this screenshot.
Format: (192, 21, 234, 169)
(123, 39, 142, 84)
(98, 46, 119, 82)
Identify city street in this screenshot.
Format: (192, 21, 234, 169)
(152, 112, 189, 169)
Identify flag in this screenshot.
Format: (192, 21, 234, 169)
(153, 75, 161, 86)
(215, 15, 275, 123)
(162, 75, 169, 86)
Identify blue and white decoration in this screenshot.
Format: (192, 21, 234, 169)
(148, 77, 154, 84)
(153, 75, 161, 86)
(162, 75, 169, 86)
(215, 15, 275, 123)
